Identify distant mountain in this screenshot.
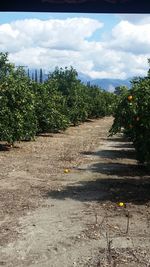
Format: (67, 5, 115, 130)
(26, 68, 132, 91)
(89, 78, 132, 91)
(78, 74, 132, 91)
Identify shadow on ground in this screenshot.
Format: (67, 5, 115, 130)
(102, 137, 130, 143)
(0, 144, 20, 151)
(46, 176, 150, 205)
(78, 162, 147, 176)
(46, 137, 150, 205)
(46, 161, 150, 205)
(81, 149, 135, 160)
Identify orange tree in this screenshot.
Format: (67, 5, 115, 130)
(49, 66, 117, 125)
(0, 52, 14, 83)
(48, 66, 89, 126)
(0, 67, 37, 145)
(85, 85, 117, 118)
(32, 79, 69, 133)
(109, 72, 150, 164)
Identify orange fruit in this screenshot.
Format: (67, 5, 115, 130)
(128, 95, 133, 101)
(64, 169, 69, 173)
(118, 202, 126, 207)
(118, 202, 124, 207)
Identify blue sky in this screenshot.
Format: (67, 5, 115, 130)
(0, 12, 119, 39)
(0, 12, 150, 79)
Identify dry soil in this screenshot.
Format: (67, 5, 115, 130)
(0, 117, 150, 267)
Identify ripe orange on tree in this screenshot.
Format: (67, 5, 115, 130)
(128, 95, 133, 101)
(109, 65, 150, 165)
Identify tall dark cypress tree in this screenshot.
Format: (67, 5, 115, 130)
(87, 81, 91, 87)
(35, 69, 38, 82)
(40, 68, 43, 83)
(32, 72, 34, 81)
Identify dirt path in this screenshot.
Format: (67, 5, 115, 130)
(0, 117, 150, 267)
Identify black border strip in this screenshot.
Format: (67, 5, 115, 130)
(0, 0, 150, 13)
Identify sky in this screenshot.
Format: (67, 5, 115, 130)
(0, 12, 150, 79)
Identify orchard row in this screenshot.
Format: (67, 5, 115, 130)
(110, 63, 150, 165)
(0, 52, 116, 145)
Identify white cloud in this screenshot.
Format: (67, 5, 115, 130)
(110, 20, 150, 54)
(0, 18, 102, 52)
(0, 16, 150, 79)
(116, 14, 150, 24)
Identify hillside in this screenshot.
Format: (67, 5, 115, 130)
(89, 77, 131, 91)
(78, 73, 132, 91)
